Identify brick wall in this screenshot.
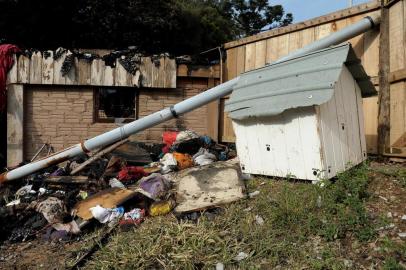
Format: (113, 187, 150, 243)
(24, 77, 211, 159)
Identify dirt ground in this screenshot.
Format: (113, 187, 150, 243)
(0, 240, 81, 270)
(0, 161, 405, 270)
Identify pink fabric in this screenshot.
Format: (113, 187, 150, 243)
(0, 44, 20, 112)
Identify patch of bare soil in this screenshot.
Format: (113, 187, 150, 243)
(340, 162, 406, 269)
(0, 239, 82, 270)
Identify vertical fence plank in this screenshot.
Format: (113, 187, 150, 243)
(17, 55, 30, 84)
(42, 51, 54, 84)
(29, 52, 43, 84)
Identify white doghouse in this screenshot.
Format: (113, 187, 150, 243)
(225, 44, 377, 181)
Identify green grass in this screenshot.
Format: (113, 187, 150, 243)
(83, 163, 381, 269)
(380, 237, 406, 270)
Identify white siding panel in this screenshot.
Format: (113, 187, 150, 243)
(318, 66, 365, 178)
(354, 81, 367, 162)
(233, 107, 323, 181)
(318, 96, 341, 178)
(333, 72, 350, 165)
(296, 108, 324, 180)
(283, 110, 308, 179)
(340, 67, 363, 164)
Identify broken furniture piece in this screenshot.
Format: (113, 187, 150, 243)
(225, 44, 377, 181)
(72, 188, 136, 220)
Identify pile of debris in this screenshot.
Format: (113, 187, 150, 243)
(0, 130, 244, 245)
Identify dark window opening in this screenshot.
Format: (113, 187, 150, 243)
(95, 88, 137, 123)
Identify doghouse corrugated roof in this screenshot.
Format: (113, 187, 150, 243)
(225, 43, 377, 120)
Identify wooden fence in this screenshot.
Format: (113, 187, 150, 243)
(221, 0, 406, 157)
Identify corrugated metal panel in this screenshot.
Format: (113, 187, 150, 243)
(225, 43, 376, 120)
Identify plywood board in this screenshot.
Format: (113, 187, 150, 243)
(170, 160, 245, 213)
(73, 188, 136, 220)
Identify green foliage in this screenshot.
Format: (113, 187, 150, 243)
(0, 0, 293, 54)
(383, 257, 404, 270)
(227, 0, 293, 36)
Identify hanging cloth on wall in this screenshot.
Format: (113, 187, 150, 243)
(0, 44, 20, 112)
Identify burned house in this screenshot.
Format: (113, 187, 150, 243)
(5, 50, 220, 166)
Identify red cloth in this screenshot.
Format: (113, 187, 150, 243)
(162, 131, 179, 153)
(0, 44, 20, 112)
(117, 166, 148, 182)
